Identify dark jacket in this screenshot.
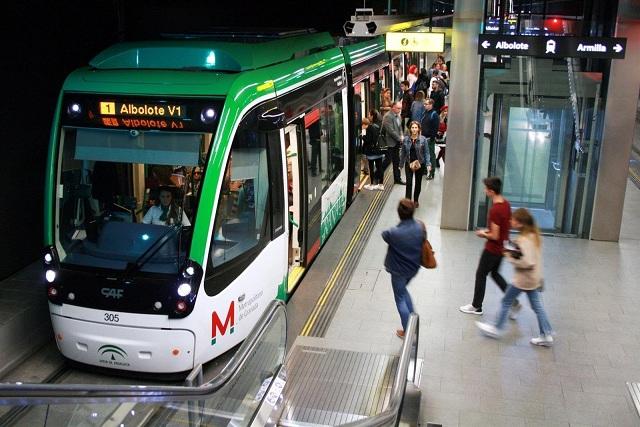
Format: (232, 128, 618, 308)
(421, 109, 440, 139)
(401, 90, 414, 119)
(430, 89, 445, 113)
(382, 219, 425, 278)
(362, 123, 381, 156)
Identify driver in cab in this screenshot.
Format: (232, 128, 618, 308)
(142, 187, 191, 226)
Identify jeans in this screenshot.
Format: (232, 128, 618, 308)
(495, 285, 553, 336)
(404, 164, 424, 202)
(391, 274, 415, 331)
(472, 249, 510, 310)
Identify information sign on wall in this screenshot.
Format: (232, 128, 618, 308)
(477, 35, 627, 59)
(386, 32, 445, 53)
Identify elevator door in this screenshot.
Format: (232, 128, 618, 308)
(473, 57, 604, 237)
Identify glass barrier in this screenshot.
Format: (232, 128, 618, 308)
(0, 300, 287, 427)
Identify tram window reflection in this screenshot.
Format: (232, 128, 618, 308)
(209, 128, 270, 271)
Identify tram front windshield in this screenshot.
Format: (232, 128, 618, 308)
(55, 127, 212, 274)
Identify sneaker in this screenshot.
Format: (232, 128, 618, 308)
(476, 321, 501, 339)
(395, 329, 405, 338)
(363, 184, 374, 190)
(509, 302, 522, 320)
(459, 304, 483, 315)
(530, 335, 554, 347)
(375, 184, 385, 191)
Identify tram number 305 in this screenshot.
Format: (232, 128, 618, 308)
(104, 313, 120, 323)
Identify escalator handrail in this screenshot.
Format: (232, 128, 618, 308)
(342, 312, 419, 427)
(0, 299, 287, 404)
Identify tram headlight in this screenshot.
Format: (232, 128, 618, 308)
(184, 266, 195, 278)
(200, 107, 217, 124)
(170, 260, 203, 318)
(45, 270, 57, 283)
(43, 247, 62, 304)
(67, 102, 82, 118)
(177, 283, 192, 297)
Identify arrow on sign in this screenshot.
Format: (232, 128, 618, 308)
(481, 40, 491, 49)
(613, 44, 623, 53)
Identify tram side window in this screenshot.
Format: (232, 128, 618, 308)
(205, 117, 272, 295)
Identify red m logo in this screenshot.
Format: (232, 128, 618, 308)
(211, 301, 235, 345)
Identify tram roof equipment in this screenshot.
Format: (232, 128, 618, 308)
(343, 8, 431, 37)
(89, 30, 336, 72)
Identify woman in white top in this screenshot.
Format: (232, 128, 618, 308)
(142, 187, 191, 227)
(476, 208, 554, 346)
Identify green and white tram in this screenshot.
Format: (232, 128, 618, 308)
(43, 30, 397, 373)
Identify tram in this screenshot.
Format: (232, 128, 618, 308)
(43, 30, 399, 373)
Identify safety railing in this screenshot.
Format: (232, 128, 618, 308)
(0, 299, 287, 427)
(342, 312, 420, 427)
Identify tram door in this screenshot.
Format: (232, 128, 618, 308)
(284, 124, 305, 290)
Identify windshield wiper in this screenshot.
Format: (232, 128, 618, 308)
(124, 224, 181, 278)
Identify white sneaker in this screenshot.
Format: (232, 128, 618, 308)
(375, 184, 385, 191)
(363, 184, 374, 190)
(530, 335, 554, 347)
(459, 304, 483, 315)
(476, 321, 501, 339)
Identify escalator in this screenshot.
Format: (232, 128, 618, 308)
(0, 301, 420, 427)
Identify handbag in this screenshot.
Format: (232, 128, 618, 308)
(375, 129, 388, 152)
(421, 239, 437, 269)
(418, 220, 436, 269)
(409, 160, 421, 171)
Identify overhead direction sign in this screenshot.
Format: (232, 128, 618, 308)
(477, 35, 627, 59)
(386, 32, 445, 53)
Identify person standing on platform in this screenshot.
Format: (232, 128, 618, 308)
(382, 199, 424, 338)
(435, 106, 448, 168)
(361, 117, 384, 191)
(460, 177, 521, 315)
(475, 208, 554, 346)
(429, 80, 445, 113)
(420, 99, 439, 180)
(381, 101, 405, 185)
(407, 64, 418, 91)
(410, 90, 426, 123)
(399, 121, 431, 207)
(400, 80, 414, 129)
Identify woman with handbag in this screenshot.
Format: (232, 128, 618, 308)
(476, 208, 555, 347)
(382, 199, 425, 338)
(399, 121, 431, 207)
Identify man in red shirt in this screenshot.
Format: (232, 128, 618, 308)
(460, 177, 520, 315)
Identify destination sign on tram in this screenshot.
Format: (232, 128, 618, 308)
(99, 101, 187, 119)
(61, 94, 221, 132)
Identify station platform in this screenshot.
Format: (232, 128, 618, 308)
(2, 162, 640, 425)
(293, 165, 640, 426)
